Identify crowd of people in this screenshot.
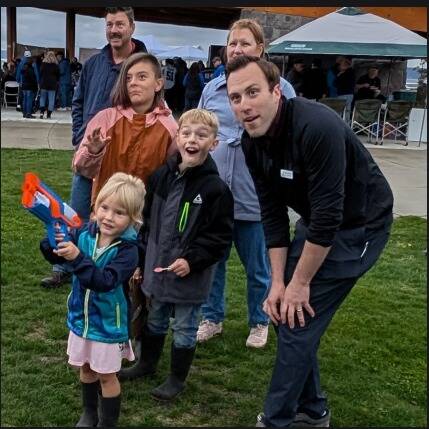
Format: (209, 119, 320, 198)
(13, 7, 393, 428)
(285, 56, 386, 121)
(1, 50, 82, 118)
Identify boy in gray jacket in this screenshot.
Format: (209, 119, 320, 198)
(120, 109, 234, 401)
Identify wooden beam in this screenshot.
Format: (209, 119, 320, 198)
(34, 7, 240, 30)
(6, 7, 17, 62)
(66, 11, 76, 59)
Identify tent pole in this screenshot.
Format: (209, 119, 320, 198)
(282, 55, 285, 76)
(385, 58, 394, 99)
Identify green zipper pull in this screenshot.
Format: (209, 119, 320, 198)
(178, 202, 190, 233)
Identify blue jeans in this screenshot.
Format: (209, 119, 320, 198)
(337, 94, 354, 123)
(22, 90, 35, 116)
(146, 299, 200, 348)
(200, 220, 270, 327)
(59, 83, 72, 108)
(53, 172, 92, 274)
(39, 89, 56, 112)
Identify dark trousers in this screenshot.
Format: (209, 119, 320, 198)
(263, 226, 391, 427)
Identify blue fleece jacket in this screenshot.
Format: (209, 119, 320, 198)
(40, 222, 139, 343)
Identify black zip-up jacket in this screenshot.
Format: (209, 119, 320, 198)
(140, 153, 234, 304)
(40, 62, 60, 91)
(242, 96, 393, 250)
(21, 64, 38, 91)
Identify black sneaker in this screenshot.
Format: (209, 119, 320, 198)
(41, 271, 72, 289)
(291, 409, 330, 427)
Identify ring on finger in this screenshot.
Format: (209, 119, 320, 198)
(296, 307, 303, 312)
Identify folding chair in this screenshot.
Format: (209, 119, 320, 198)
(3, 81, 19, 108)
(351, 99, 382, 144)
(318, 97, 347, 121)
(381, 100, 414, 146)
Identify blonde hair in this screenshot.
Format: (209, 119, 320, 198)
(227, 19, 265, 57)
(43, 51, 58, 64)
(178, 109, 219, 136)
(94, 172, 146, 228)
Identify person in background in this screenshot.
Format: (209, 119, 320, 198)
(40, 6, 147, 289)
(21, 57, 38, 119)
(211, 56, 225, 79)
(40, 172, 146, 427)
(286, 58, 306, 96)
(197, 18, 296, 349)
(39, 51, 60, 119)
(183, 62, 205, 111)
(70, 56, 82, 75)
(326, 56, 343, 98)
(1, 62, 16, 89)
(173, 57, 187, 113)
(16, 50, 40, 112)
(302, 58, 327, 101)
(162, 58, 177, 110)
(70, 56, 83, 92)
(198, 60, 206, 72)
(57, 52, 72, 111)
(355, 64, 385, 102)
(335, 56, 355, 122)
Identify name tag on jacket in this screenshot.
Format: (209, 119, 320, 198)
(280, 169, 294, 180)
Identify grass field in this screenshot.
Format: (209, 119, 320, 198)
(1, 148, 427, 427)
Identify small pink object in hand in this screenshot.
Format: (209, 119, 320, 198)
(153, 266, 171, 273)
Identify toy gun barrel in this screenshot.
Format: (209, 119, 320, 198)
(21, 172, 82, 248)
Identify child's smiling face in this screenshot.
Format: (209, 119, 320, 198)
(177, 121, 218, 171)
(95, 193, 131, 241)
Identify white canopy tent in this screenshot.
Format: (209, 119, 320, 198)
(156, 45, 207, 62)
(138, 34, 171, 55)
(268, 7, 427, 58)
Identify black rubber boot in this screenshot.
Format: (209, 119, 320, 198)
(97, 395, 121, 428)
(47, 110, 52, 119)
(150, 343, 196, 401)
(118, 331, 166, 381)
(76, 381, 100, 427)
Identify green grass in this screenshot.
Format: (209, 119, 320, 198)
(1, 148, 427, 427)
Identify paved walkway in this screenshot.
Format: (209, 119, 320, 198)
(1, 107, 426, 218)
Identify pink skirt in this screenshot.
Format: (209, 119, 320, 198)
(67, 331, 135, 374)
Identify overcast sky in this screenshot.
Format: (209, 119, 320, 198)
(1, 7, 229, 59)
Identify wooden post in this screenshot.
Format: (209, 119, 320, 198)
(66, 10, 76, 59)
(6, 7, 17, 62)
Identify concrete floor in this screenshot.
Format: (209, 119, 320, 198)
(1, 106, 426, 218)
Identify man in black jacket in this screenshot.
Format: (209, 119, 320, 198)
(226, 56, 393, 428)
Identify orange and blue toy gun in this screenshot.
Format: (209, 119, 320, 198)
(21, 172, 83, 249)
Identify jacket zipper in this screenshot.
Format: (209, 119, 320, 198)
(83, 234, 122, 338)
(116, 303, 121, 329)
(178, 202, 190, 233)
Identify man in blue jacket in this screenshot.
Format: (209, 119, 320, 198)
(41, 7, 147, 288)
(56, 52, 72, 110)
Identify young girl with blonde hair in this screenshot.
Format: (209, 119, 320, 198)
(40, 172, 146, 427)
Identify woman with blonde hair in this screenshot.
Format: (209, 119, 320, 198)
(39, 50, 59, 119)
(196, 18, 296, 349)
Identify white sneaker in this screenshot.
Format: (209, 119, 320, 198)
(196, 320, 223, 343)
(246, 324, 268, 348)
